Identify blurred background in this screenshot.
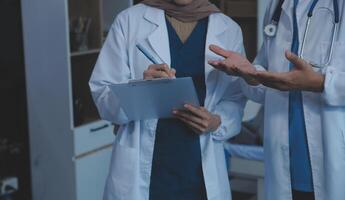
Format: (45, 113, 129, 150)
(0, 0, 268, 199)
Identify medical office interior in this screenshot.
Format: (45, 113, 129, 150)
(1, 0, 269, 199)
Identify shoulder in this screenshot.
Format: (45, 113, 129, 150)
(209, 12, 243, 45)
(210, 12, 241, 31)
(113, 4, 151, 24)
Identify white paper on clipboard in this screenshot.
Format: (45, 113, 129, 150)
(108, 77, 200, 121)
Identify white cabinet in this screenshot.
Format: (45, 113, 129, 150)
(20, 0, 130, 199)
(75, 146, 112, 200)
(74, 121, 114, 156)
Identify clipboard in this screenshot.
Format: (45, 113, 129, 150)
(109, 77, 200, 121)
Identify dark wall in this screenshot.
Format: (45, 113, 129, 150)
(0, 0, 31, 199)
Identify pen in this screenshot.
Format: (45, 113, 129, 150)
(136, 44, 176, 79)
(136, 44, 160, 64)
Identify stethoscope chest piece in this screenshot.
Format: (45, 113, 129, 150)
(264, 23, 277, 37)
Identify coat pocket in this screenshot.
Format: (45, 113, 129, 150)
(107, 142, 136, 197)
(327, 42, 345, 70)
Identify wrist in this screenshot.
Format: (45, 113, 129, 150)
(244, 77, 260, 86)
(210, 114, 221, 132)
(310, 74, 325, 92)
(244, 64, 260, 86)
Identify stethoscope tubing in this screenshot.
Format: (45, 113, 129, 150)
(266, 0, 340, 37)
(265, 0, 340, 68)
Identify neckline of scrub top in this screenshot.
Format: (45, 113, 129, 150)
(165, 16, 208, 49)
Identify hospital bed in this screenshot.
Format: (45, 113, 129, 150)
(225, 144, 264, 200)
(226, 102, 264, 200)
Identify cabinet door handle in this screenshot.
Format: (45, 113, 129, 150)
(90, 124, 109, 132)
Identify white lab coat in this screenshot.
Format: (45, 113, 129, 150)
(89, 4, 247, 200)
(241, 0, 345, 199)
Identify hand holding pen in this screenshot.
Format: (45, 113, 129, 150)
(144, 64, 176, 80)
(136, 44, 176, 80)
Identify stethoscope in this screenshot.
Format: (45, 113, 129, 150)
(264, 0, 340, 68)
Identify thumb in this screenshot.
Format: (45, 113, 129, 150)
(170, 68, 176, 78)
(209, 45, 234, 58)
(285, 50, 308, 70)
(171, 68, 176, 74)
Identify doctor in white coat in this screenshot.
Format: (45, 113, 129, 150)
(209, 0, 345, 199)
(89, 1, 247, 199)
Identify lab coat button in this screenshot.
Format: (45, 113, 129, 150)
(281, 146, 288, 151)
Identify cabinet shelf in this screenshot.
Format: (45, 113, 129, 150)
(71, 53, 100, 127)
(68, 0, 103, 127)
(71, 49, 101, 57)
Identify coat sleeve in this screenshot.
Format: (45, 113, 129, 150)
(238, 42, 267, 104)
(233, 26, 267, 104)
(322, 66, 345, 106)
(209, 26, 247, 141)
(237, 1, 281, 104)
(211, 76, 248, 141)
(89, 13, 132, 125)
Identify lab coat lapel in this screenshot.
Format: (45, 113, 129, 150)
(281, 0, 293, 31)
(204, 14, 228, 79)
(203, 14, 228, 108)
(142, 7, 171, 66)
(141, 11, 229, 77)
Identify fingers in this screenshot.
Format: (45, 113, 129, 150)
(208, 60, 239, 75)
(209, 47, 255, 78)
(285, 51, 308, 70)
(208, 60, 227, 71)
(172, 105, 221, 134)
(211, 61, 259, 85)
(148, 64, 172, 75)
(144, 64, 175, 79)
(172, 109, 209, 134)
(170, 68, 176, 78)
(208, 60, 222, 67)
(148, 70, 170, 78)
(176, 115, 205, 134)
(183, 104, 209, 119)
(172, 104, 211, 132)
(173, 109, 207, 128)
(209, 45, 234, 58)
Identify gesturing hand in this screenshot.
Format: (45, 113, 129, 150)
(252, 51, 325, 92)
(172, 104, 221, 135)
(208, 45, 259, 86)
(144, 64, 176, 80)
